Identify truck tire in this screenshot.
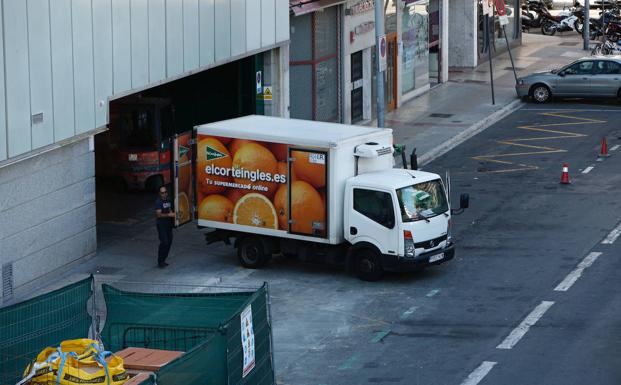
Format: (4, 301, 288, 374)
(354, 248, 384, 282)
(237, 236, 269, 269)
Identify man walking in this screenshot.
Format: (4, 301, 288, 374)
(155, 186, 176, 268)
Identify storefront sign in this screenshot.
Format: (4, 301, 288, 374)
(346, 0, 374, 16)
(350, 21, 375, 43)
(494, 0, 509, 25)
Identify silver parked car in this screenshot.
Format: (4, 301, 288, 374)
(516, 56, 621, 103)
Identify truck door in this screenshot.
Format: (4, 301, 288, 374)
(288, 148, 328, 237)
(172, 132, 195, 227)
(348, 188, 400, 256)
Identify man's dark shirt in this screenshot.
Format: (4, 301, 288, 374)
(156, 197, 173, 225)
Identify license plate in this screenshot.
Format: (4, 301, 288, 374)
(128, 154, 138, 161)
(429, 253, 444, 263)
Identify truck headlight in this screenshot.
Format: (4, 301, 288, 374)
(404, 230, 415, 257)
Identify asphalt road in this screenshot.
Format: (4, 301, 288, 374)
(86, 101, 621, 384)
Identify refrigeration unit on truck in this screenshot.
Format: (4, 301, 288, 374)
(171, 115, 469, 281)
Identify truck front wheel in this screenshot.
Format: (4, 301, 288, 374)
(354, 248, 384, 282)
(237, 236, 269, 269)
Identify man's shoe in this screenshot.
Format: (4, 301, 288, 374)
(158, 262, 169, 268)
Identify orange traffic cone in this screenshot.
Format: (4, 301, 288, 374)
(599, 137, 610, 158)
(560, 163, 571, 185)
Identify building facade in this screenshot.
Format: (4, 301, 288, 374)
(0, 0, 290, 302)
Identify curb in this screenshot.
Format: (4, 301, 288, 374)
(418, 98, 524, 166)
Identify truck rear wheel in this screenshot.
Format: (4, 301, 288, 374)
(237, 236, 269, 269)
(354, 248, 383, 282)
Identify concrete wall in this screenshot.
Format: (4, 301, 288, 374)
(0, 0, 290, 163)
(0, 138, 95, 302)
(448, 0, 478, 68)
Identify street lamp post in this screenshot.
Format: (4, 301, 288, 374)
(375, 0, 385, 128)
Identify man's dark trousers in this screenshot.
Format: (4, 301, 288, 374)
(157, 222, 173, 265)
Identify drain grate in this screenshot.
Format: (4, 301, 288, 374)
(2, 263, 14, 300)
(559, 42, 579, 46)
(429, 113, 454, 118)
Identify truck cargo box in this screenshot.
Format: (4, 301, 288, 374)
(194, 115, 393, 245)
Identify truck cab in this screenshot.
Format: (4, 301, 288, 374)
(344, 169, 463, 281)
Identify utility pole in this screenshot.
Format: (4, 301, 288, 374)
(584, 0, 590, 51)
(374, 0, 385, 128)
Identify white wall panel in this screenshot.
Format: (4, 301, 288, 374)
(4, 0, 31, 157)
(27, 0, 54, 149)
(261, 0, 276, 47)
(166, 0, 184, 77)
(0, 3, 7, 161)
(199, 0, 215, 67)
(183, 0, 200, 72)
(50, 0, 76, 141)
(131, 0, 149, 88)
(214, 0, 231, 61)
(148, 0, 166, 82)
(246, 0, 261, 52)
(72, 0, 95, 134)
(230, 0, 246, 57)
(275, 0, 289, 44)
(93, 0, 113, 128)
(112, 0, 131, 93)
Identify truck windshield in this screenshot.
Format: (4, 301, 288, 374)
(397, 180, 448, 222)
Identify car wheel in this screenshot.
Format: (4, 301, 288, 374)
(354, 248, 384, 282)
(531, 84, 551, 103)
(237, 236, 269, 269)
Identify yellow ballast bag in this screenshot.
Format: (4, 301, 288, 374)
(20, 338, 128, 385)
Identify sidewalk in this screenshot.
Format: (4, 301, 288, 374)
(385, 33, 589, 167)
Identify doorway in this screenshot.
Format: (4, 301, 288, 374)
(385, 33, 398, 112)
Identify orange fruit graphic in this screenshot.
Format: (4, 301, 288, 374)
(318, 187, 326, 208)
(269, 143, 288, 161)
(233, 193, 278, 229)
(277, 162, 295, 183)
(176, 192, 191, 223)
(213, 136, 232, 145)
(178, 152, 191, 191)
(291, 151, 326, 188)
(274, 181, 325, 234)
(197, 137, 232, 195)
(226, 189, 248, 206)
(229, 139, 256, 157)
(232, 143, 278, 198)
(198, 194, 233, 223)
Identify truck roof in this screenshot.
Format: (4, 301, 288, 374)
(195, 115, 392, 148)
(351, 169, 442, 190)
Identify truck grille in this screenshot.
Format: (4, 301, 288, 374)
(415, 235, 447, 250)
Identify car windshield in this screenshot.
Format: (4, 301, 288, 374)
(396, 179, 448, 222)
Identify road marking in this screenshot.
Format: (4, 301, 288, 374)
(460, 361, 497, 385)
(602, 223, 621, 244)
(338, 355, 359, 370)
(370, 328, 391, 343)
(400, 306, 418, 320)
(582, 166, 594, 174)
(497, 301, 555, 350)
(521, 108, 621, 112)
(554, 252, 602, 292)
(426, 289, 440, 297)
(610, 144, 620, 151)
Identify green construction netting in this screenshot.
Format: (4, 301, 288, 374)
(102, 284, 275, 385)
(0, 276, 93, 385)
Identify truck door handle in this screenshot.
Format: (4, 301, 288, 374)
(350, 226, 357, 235)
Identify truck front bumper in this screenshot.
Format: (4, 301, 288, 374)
(381, 241, 455, 272)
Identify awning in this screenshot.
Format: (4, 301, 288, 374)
(290, 0, 347, 16)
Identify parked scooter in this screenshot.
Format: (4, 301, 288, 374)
(592, 39, 621, 55)
(522, 0, 547, 30)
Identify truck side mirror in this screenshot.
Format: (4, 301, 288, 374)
(460, 193, 469, 209)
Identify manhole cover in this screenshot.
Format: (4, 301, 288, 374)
(429, 113, 454, 118)
(90, 266, 123, 275)
(559, 42, 578, 46)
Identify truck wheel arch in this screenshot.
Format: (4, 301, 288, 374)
(346, 242, 382, 273)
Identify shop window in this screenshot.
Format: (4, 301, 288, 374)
(402, 1, 430, 94)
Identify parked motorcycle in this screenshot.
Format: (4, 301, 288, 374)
(591, 39, 621, 55)
(522, 0, 547, 30)
(540, 7, 579, 35)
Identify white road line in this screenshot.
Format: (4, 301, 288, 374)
(582, 166, 594, 174)
(602, 223, 621, 244)
(554, 252, 602, 292)
(610, 145, 620, 152)
(460, 361, 497, 385)
(497, 301, 555, 350)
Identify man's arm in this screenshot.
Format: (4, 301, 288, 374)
(155, 209, 176, 218)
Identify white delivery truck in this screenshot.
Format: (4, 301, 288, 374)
(171, 115, 468, 281)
